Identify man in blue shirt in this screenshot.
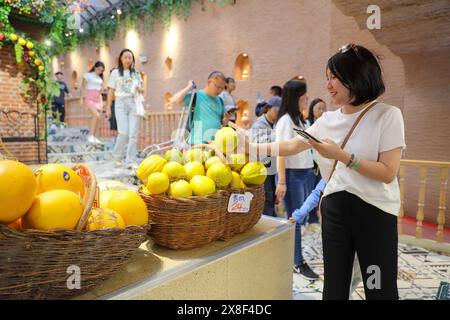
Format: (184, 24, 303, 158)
(170, 71, 232, 145)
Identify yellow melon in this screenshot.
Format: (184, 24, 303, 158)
(0, 160, 37, 224)
(100, 190, 148, 226)
(87, 208, 125, 230)
(136, 155, 167, 184)
(22, 190, 83, 231)
(35, 164, 85, 197)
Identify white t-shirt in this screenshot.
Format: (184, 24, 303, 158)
(107, 69, 142, 98)
(83, 72, 103, 91)
(276, 114, 314, 169)
(306, 102, 406, 216)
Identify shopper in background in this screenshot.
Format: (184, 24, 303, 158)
(106, 49, 143, 169)
(220, 77, 237, 123)
(306, 98, 327, 229)
(251, 96, 281, 217)
(275, 78, 318, 280)
(170, 71, 232, 144)
(51, 72, 71, 130)
(80, 61, 105, 144)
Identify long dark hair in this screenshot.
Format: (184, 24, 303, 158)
(89, 61, 105, 79)
(308, 98, 325, 125)
(277, 79, 307, 126)
(117, 49, 136, 77)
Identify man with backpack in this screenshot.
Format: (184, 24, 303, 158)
(170, 71, 232, 145)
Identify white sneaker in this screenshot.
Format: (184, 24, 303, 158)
(125, 162, 138, 171)
(60, 124, 65, 129)
(87, 135, 96, 144)
(93, 136, 102, 144)
(114, 160, 123, 168)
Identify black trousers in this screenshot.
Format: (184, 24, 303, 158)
(321, 191, 398, 300)
(52, 102, 65, 123)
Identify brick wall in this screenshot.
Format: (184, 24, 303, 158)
(0, 45, 46, 163)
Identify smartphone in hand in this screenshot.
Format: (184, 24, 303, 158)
(293, 128, 322, 143)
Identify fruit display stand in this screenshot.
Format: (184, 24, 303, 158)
(74, 215, 295, 300)
(138, 143, 266, 249)
(0, 164, 150, 300)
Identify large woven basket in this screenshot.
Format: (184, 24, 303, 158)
(0, 164, 150, 300)
(140, 142, 265, 249)
(139, 190, 228, 250)
(220, 184, 265, 241)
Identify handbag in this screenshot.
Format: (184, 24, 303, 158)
(135, 93, 145, 117)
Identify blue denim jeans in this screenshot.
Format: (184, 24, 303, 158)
(263, 174, 276, 217)
(283, 168, 316, 265)
(114, 97, 140, 164)
(308, 172, 322, 224)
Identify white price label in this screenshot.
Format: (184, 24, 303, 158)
(227, 192, 254, 213)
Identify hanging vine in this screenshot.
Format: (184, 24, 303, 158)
(0, 0, 234, 114)
(78, 0, 235, 46)
(0, 0, 63, 114)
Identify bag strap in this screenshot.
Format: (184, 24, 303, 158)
(327, 100, 378, 181)
(187, 92, 197, 131)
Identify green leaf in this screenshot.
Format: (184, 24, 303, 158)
(14, 42, 24, 63)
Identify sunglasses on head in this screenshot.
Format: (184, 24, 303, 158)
(337, 43, 361, 59)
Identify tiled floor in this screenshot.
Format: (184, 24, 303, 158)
(292, 226, 450, 300)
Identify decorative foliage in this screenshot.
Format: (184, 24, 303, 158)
(79, 0, 235, 46)
(2, 0, 78, 55)
(0, 0, 73, 114)
(0, 28, 60, 114)
(0, 0, 233, 114)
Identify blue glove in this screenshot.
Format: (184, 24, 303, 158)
(292, 208, 308, 224)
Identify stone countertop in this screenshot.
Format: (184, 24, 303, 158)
(75, 215, 292, 300)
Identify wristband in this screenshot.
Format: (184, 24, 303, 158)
(350, 157, 361, 170)
(346, 153, 355, 168)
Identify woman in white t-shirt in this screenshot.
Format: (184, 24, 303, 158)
(249, 44, 405, 300)
(106, 49, 143, 168)
(275, 79, 318, 280)
(80, 61, 105, 144)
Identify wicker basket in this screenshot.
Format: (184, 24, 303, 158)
(140, 143, 265, 248)
(139, 190, 228, 250)
(220, 184, 265, 241)
(0, 164, 150, 300)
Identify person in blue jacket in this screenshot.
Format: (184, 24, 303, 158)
(290, 179, 326, 224)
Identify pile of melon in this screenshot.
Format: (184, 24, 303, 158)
(0, 161, 147, 232)
(138, 127, 268, 198)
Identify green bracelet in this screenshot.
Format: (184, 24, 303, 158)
(350, 158, 361, 170)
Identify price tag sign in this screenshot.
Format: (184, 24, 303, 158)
(227, 192, 254, 213)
